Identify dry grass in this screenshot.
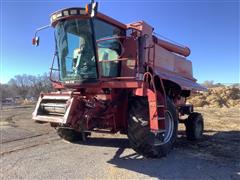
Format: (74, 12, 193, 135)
(187, 86, 240, 108)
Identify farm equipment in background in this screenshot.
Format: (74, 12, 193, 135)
(32, 1, 206, 158)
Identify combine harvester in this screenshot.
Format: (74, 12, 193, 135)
(32, 1, 206, 158)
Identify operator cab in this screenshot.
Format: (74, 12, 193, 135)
(51, 7, 126, 84)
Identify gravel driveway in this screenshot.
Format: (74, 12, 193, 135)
(1, 106, 239, 179)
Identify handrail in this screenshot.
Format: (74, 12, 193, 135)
(49, 52, 61, 84)
(143, 72, 167, 111)
(96, 36, 126, 59)
(100, 58, 128, 62)
(99, 57, 137, 79)
(159, 77, 167, 108)
(96, 36, 126, 43)
(143, 72, 156, 92)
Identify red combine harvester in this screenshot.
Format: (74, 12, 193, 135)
(32, 1, 206, 158)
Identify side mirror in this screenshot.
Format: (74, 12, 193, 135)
(32, 24, 51, 47)
(32, 36, 40, 46)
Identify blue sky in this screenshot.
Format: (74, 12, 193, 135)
(1, 0, 239, 84)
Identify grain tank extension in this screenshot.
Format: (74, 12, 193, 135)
(32, 2, 206, 158)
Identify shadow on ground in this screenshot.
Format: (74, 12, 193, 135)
(176, 130, 240, 161)
(76, 130, 240, 179)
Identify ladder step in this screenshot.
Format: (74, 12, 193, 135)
(158, 130, 166, 133)
(152, 129, 166, 133)
(158, 117, 165, 120)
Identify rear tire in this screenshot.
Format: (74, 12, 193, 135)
(127, 96, 178, 158)
(185, 112, 204, 140)
(57, 127, 90, 142)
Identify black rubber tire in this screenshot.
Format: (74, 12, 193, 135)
(57, 127, 90, 142)
(127, 96, 178, 158)
(185, 112, 204, 140)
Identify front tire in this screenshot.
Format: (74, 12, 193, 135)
(127, 96, 178, 158)
(57, 127, 89, 142)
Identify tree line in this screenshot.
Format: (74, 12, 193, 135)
(1, 73, 53, 100)
(1, 74, 239, 100)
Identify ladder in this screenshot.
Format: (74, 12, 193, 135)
(144, 72, 167, 133)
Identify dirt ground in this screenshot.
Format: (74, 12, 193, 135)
(0, 105, 239, 179)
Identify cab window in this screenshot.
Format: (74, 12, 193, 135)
(94, 19, 125, 77)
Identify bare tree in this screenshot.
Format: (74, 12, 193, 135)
(28, 73, 53, 97)
(0, 83, 16, 99)
(8, 74, 30, 99)
(7, 73, 53, 99)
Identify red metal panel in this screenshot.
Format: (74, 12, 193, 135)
(64, 80, 142, 89)
(147, 89, 159, 131)
(155, 68, 207, 91)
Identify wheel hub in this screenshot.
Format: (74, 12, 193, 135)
(154, 111, 174, 145)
